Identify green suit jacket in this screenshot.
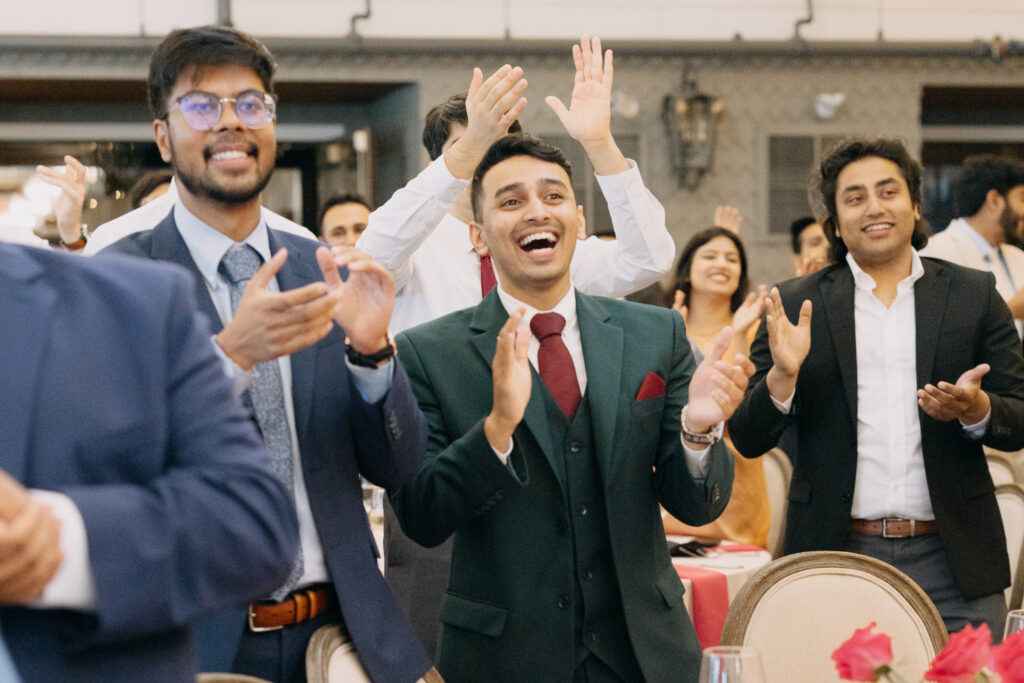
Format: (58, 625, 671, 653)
(392, 290, 733, 683)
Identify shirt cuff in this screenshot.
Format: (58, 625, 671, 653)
(211, 335, 255, 397)
(591, 159, 640, 201)
(427, 155, 471, 201)
(770, 391, 795, 414)
(490, 437, 514, 465)
(26, 490, 96, 611)
(681, 440, 712, 481)
(960, 408, 991, 439)
(346, 357, 396, 404)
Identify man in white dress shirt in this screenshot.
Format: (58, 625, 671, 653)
(728, 138, 1024, 638)
(921, 154, 1024, 338)
(360, 36, 677, 657)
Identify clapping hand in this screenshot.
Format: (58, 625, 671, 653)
(484, 309, 532, 451)
(918, 364, 992, 425)
(317, 246, 394, 355)
(36, 155, 88, 245)
(672, 290, 689, 324)
(731, 284, 768, 337)
(714, 205, 743, 234)
(685, 327, 755, 434)
(763, 287, 812, 401)
(0, 470, 63, 605)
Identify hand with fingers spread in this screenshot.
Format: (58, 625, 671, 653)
(0, 470, 63, 605)
(685, 327, 756, 434)
(36, 155, 88, 246)
(444, 64, 528, 180)
(796, 255, 830, 277)
(484, 309, 532, 451)
(714, 205, 743, 234)
(215, 248, 337, 370)
(918, 363, 992, 425)
(763, 286, 813, 401)
(546, 35, 629, 176)
(731, 284, 768, 338)
(317, 246, 395, 355)
(672, 290, 689, 324)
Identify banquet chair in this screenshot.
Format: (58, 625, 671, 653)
(986, 448, 1023, 487)
(761, 448, 792, 558)
(995, 483, 1024, 610)
(197, 675, 271, 683)
(306, 624, 372, 683)
(720, 551, 946, 682)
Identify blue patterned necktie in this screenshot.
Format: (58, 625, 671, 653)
(219, 243, 303, 600)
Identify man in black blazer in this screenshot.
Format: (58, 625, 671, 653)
(729, 137, 1024, 638)
(101, 25, 432, 682)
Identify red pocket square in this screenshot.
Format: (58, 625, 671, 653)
(635, 372, 666, 401)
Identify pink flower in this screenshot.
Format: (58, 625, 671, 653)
(924, 623, 991, 683)
(992, 631, 1024, 682)
(832, 622, 895, 681)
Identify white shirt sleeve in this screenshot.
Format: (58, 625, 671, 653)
(356, 156, 469, 292)
(571, 160, 676, 298)
(346, 357, 396, 404)
(25, 490, 96, 611)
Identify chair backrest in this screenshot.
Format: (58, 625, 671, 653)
(761, 447, 793, 558)
(986, 449, 1021, 487)
(721, 551, 947, 682)
(197, 675, 272, 683)
(995, 483, 1024, 610)
(306, 625, 371, 683)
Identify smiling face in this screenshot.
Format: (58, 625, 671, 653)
(689, 235, 742, 298)
(320, 202, 370, 247)
(834, 156, 921, 272)
(154, 63, 276, 211)
(999, 185, 1024, 243)
(470, 154, 579, 308)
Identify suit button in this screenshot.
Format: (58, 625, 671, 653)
(586, 631, 598, 644)
(557, 596, 571, 610)
(583, 568, 594, 581)
(577, 504, 589, 516)
(710, 486, 721, 504)
(570, 440, 583, 453)
(842, 492, 852, 502)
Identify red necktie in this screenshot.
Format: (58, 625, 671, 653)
(480, 253, 497, 297)
(530, 312, 582, 421)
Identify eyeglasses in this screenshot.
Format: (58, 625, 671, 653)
(171, 89, 278, 131)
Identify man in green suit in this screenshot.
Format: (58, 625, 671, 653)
(390, 49, 754, 683)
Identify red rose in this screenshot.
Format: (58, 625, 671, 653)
(923, 623, 991, 683)
(832, 622, 894, 681)
(992, 631, 1024, 682)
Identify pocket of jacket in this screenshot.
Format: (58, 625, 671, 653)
(655, 563, 686, 609)
(439, 592, 508, 637)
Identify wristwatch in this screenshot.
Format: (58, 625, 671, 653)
(681, 405, 723, 446)
(346, 336, 395, 368)
(62, 227, 87, 251)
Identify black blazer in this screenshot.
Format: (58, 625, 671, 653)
(104, 212, 432, 682)
(728, 257, 1024, 599)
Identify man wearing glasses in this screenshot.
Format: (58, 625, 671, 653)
(102, 25, 434, 683)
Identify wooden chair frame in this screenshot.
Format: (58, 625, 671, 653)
(762, 447, 793, 559)
(996, 482, 1024, 611)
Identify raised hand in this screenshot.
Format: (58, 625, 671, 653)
(484, 309, 532, 451)
(685, 327, 756, 433)
(763, 287, 812, 401)
(444, 64, 528, 179)
(796, 255, 830, 277)
(36, 155, 88, 245)
(0, 470, 63, 605)
(918, 363, 992, 424)
(317, 246, 394, 355)
(731, 284, 768, 337)
(672, 289, 689, 324)
(215, 248, 337, 370)
(545, 36, 629, 175)
(714, 205, 743, 234)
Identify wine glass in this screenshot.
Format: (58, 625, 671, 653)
(698, 646, 766, 683)
(1005, 609, 1024, 639)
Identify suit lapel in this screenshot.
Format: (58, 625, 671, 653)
(576, 293, 624, 484)
(820, 267, 859, 427)
(268, 231, 321, 436)
(470, 292, 563, 491)
(914, 260, 950, 388)
(0, 247, 55, 479)
(150, 214, 222, 331)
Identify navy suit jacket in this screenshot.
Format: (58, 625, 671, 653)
(0, 243, 298, 682)
(104, 212, 432, 682)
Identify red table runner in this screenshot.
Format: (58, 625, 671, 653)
(674, 564, 730, 648)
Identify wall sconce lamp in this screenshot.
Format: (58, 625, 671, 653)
(662, 67, 725, 189)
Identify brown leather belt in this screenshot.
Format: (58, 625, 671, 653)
(248, 585, 335, 632)
(850, 518, 937, 538)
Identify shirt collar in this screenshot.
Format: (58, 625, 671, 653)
(846, 248, 925, 295)
(495, 283, 577, 332)
(173, 201, 272, 287)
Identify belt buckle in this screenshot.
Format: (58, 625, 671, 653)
(881, 518, 896, 538)
(248, 605, 284, 633)
(881, 518, 913, 538)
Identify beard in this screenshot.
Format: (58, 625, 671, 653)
(999, 201, 1024, 245)
(167, 131, 275, 206)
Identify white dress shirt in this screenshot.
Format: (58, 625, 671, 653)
(771, 250, 988, 521)
(83, 178, 317, 256)
(492, 285, 712, 478)
(357, 155, 676, 334)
